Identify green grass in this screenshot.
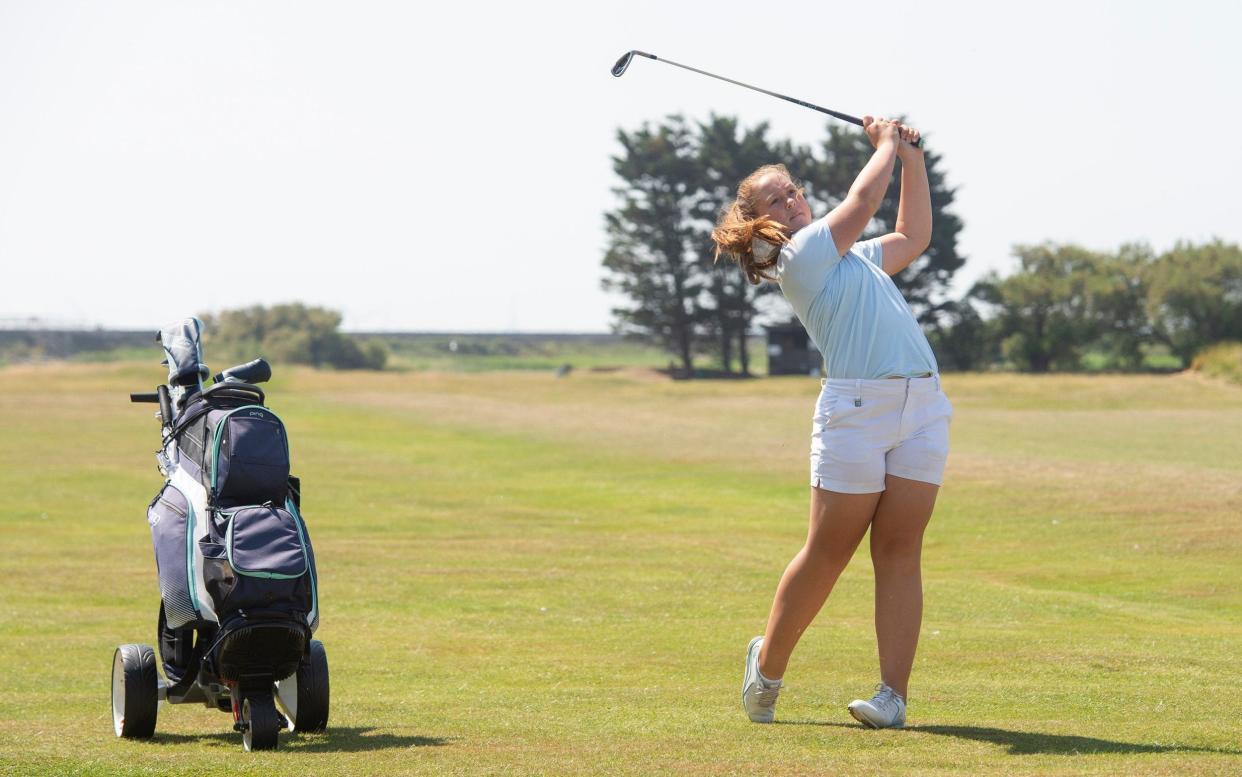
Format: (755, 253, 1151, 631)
(0, 363, 1239, 775)
(1079, 343, 1184, 372)
(368, 334, 770, 374)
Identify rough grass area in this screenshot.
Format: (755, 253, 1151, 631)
(0, 364, 1239, 776)
(1192, 341, 1242, 385)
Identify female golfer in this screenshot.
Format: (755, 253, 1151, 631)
(711, 117, 951, 729)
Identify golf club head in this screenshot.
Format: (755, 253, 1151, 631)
(611, 51, 635, 77)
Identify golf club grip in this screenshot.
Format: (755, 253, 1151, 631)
(130, 392, 159, 403)
(797, 100, 864, 127)
(787, 100, 924, 147)
(215, 358, 272, 386)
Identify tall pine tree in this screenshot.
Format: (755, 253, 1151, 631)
(602, 117, 705, 371)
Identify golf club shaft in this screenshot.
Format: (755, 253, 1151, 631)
(613, 50, 922, 147)
(639, 52, 864, 128)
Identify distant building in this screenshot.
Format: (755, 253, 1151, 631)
(765, 322, 821, 376)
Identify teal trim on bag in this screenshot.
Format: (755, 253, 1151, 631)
(222, 508, 308, 580)
(185, 497, 201, 615)
(286, 497, 318, 627)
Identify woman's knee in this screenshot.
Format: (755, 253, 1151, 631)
(799, 534, 858, 574)
(869, 532, 924, 569)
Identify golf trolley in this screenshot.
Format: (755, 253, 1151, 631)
(112, 318, 328, 751)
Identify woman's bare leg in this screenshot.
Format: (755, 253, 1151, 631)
(868, 474, 939, 699)
(758, 486, 881, 679)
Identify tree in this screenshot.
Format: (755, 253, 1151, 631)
(1145, 240, 1242, 366)
(923, 292, 1001, 371)
(1090, 243, 1154, 370)
(602, 117, 705, 372)
(975, 244, 1112, 372)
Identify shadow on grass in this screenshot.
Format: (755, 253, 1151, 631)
(777, 720, 1240, 756)
(150, 726, 450, 752)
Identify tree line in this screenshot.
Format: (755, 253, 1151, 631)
(947, 240, 1242, 371)
(603, 116, 1241, 373)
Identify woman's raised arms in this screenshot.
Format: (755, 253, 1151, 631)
(877, 126, 931, 276)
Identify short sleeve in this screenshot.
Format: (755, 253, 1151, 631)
(851, 238, 884, 269)
(775, 219, 843, 316)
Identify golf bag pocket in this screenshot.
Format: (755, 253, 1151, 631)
(202, 504, 312, 619)
(212, 407, 290, 506)
(147, 484, 203, 629)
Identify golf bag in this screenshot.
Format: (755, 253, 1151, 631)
(148, 382, 320, 680)
(116, 317, 327, 751)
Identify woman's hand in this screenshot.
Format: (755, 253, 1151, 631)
(863, 115, 900, 150)
(896, 123, 923, 162)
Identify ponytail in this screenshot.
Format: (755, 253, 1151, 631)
(711, 204, 788, 285)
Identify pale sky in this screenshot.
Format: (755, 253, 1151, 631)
(2, 0, 1239, 332)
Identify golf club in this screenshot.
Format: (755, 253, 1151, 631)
(611, 50, 922, 147)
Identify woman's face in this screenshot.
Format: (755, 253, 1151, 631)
(751, 172, 812, 233)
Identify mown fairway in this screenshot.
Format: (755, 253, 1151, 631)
(1, 363, 1239, 776)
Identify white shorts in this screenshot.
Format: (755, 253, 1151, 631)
(810, 375, 953, 493)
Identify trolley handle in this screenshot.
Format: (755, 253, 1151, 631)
(131, 386, 174, 427)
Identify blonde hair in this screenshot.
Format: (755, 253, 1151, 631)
(710, 164, 803, 285)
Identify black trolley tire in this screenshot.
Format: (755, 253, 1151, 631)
(281, 640, 330, 729)
(111, 644, 159, 738)
(294, 639, 330, 733)
(242, 695, 281, 751)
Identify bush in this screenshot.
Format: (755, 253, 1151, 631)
(201, 303, 387, 371)
(1191, 341, 1242, 385)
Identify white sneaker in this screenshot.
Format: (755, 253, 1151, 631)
(741, 636, 782, 723)
(848, 683, 906, 728)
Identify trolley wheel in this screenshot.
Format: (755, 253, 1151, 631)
(241, 695, 281, 751)
(275, 639, 330, 732)
(111, 644, 158, 738)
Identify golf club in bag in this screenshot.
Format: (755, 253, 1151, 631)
(111, 317, 328, 751)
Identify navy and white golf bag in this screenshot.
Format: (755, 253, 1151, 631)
(148, 381, 320, 671)
(115, 317, 328, 751)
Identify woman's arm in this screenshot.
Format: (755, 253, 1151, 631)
(824, 116, 900, 256)
(877, 128, 931, 275)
